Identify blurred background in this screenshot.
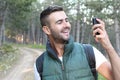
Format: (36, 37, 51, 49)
(0, 0, 120, 80)
(1, 0, 120, 54)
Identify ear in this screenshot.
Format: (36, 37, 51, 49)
(42, 26, 51, 35)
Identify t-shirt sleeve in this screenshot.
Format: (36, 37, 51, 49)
(34, 63, 41, 80)
(93, 46, 108, 69)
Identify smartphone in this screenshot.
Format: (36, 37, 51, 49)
(92, 18, 99, 25)
(92, 18, 100, 35)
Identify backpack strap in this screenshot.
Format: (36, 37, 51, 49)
(83, 44, 98, 80)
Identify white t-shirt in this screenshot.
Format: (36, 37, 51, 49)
(34, 46, 107, 80)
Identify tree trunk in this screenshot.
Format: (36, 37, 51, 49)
(81, 22, 86, 43)
(36, 25, 40, 44)
(0, 3, 7, 46)
(23, 31, 27, 44)
(76, 20, 80, 42)
(88, 33, 91, 44)
(71, 20, 76, 39)
(76, 1, 80, 42)
(40, 30, 47, 45)
(31, 22, 36, 44)
(27, 23, 30, 44)
(0, 27, 2, 46)
(114, 18, 120, 55)
(1, 19, 5, 44)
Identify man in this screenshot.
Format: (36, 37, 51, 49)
(34, 5, 114, 80)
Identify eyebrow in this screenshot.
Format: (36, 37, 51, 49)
(55, 17, 68, 24)
(55, 19, 63, 24)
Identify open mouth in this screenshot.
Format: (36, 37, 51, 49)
(62, 30, 70, 36)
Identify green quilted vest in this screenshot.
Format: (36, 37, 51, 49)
(42, 37, 95, 80)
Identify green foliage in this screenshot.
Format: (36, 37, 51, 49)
(1, 0, 119, 53)
(29, 44, 46, 49)
(9, 43, 46, 49)
(0, 44, 17, 54)
(0, 53, 17, 71)
(4, 0, 37, 38)
(98, 73, 106, 80)
(85, 0, 105, 12)
(0, 44, 19, 71)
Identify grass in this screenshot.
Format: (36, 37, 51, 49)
(0, 44, 20, 77)
(28, 44, 46, 49)
(0, 53, 19, 71)
(0, 43, 45, 72)
(0, 43, 45, 71)
(98, 73, 106, 80)
(10, 43, 46, 49)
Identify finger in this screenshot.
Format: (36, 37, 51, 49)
(92, 24, 104, 31)
(94, 33, 104, 42)
(95, 38, 99, 43)
(96, 18, 105, 25)
(93, 28, 103, 37)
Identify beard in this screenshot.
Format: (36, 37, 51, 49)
(50, 27, 71, 43)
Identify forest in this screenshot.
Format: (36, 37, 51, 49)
(0, 0, 120, 55)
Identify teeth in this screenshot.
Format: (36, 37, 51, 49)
(63, 30, 69, 32)
(64, 31, 68, 33)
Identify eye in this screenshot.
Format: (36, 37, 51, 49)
(65, 18, 69, 22)
(56, 20, 62, 24)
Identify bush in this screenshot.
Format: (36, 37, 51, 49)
(0, 44, 17, 55)
(98, 73, 106, 80)
(0, 44, 19, 72)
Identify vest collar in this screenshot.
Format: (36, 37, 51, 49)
(46, 36, 74, 60)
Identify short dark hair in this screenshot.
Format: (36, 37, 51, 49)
(40, 5, 63, 27)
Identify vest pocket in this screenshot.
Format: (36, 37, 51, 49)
(43, 73, 63, 80)
(67, 68, 94, 80)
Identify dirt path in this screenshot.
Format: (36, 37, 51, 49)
(1, 47, 43, 80)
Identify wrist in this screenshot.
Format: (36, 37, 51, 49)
(104, 45, 114, 51)
(102, 41, 113, 51)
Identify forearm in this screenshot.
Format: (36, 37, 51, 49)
(105, 45, 120, 80)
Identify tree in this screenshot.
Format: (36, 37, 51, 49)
(3, 0, 37, 44)
(112, 0, 120, 54)
(0, 0, 8, 46)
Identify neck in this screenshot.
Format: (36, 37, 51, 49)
(49, 37, 65, 57)
(54, 42, 65, 57)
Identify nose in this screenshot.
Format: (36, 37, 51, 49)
(63, 20, 71, 28)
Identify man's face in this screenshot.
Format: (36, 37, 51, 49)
(47, 11, 71, 43)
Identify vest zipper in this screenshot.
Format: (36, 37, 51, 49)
(61, 62, 64, 70)
(61, 57, 66, 80)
